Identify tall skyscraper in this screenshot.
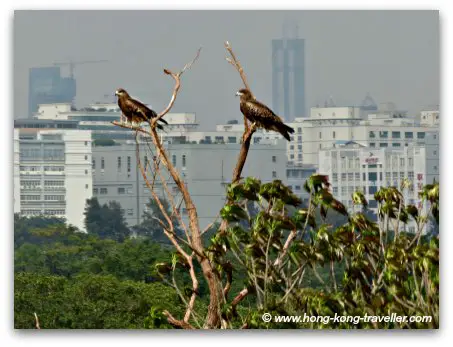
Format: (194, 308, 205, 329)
(272, 22, 306, 121)
(28, 66, 76, 118)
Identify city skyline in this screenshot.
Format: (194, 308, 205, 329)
(14, 10, 439, 129)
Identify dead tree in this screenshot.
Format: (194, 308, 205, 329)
(112, 42, 258, 329)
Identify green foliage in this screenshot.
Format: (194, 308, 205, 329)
(14, 273, 184, 329)
(132, 198, 183, 243)
(84, 197, 130, 242)
(14, 217, 172, 282)
(206, 177, 439, 329)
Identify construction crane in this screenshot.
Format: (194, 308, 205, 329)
(53, 59, 108, 78)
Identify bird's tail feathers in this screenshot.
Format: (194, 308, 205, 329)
(275, 123, 295, 141)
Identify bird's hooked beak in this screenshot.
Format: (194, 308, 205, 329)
(235, 91, 242, 97)
(114, 91, 119, 96)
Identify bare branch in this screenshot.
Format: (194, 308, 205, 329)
(153, 47, 202, 124)
(184, 254, 199, 324)
(231, 288, 249, 309)
(34, 312, 40, 329)
(113, 46, 222, 329)
(224, 41, 252, 130)
(163, 310, 195, 329)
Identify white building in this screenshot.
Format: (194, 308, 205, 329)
(14, 129, 21, 214)
(301, 106, 439, 166)
(14, 129, 93, 231)
(318, 132, 439, 233)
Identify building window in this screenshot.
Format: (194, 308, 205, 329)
(85, 170, 88, 175)
(392, 143, 401, 147)
(290, 145, 294, 150)
(433, 150, 437, 155)
(332, 131, 336, 139)
(117, 157, 122, 171)
(380, 131, 388, 138)
(298, 153, 302, 160)
(100, 188, 108, 194)
(295, 185, 301, 191)
(93, 188, 98, 194)
(85, 155, 88, 160)
(290, 154, 294, 159)
(417, 132, 425, 139)
(272, 171, 277, 178)
(182, 155, 186, 167)
(369, 131, 376, 139)
(368, 172, 377, 181)
(85, 141, 88, 146)
(319, 132, 322, 139)
(172, 154, 177, 166)
(348, 173, 353, 181)
(272, 156, 276, 163)
(370, 143, 375, 148)
(392, 131, 401, 139)
(355, 172, 360, 180)
(92, 159, 95, 169)
(85, 184, 89, 189)
(228, 136, 237, 143)
(333, 187, 338, 194)
(341, 173, 346, 180)
(319, 144, 322, 149)
(101, 157, 105, 170)
(298, 145, 302, 150)
(332, 173, 338, 180)
(409, 158, 413, 166)
(127, 209, 133, 216)
(400, 158, 405, 166)
(297, 136, 302, 142)
(434, 165, 438, 171)
(127, 156, 131, 173)
(405, 132, 413, 139)
(44, 195, 64, 201)
(380, 143, 388, 148)
(118, 187, 125, 194)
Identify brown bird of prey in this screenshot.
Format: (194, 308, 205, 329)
(235, 88, 295, 141)
(115, 88, 168, 129)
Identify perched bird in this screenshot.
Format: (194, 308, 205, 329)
(235, 88, 295, 141)
(115, 88, 168, 129)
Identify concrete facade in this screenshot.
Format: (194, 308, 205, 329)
(318, 132, 439, 232)
(92, 140, 287, 228)
(14, 129, 93, 230)
(301, 106, 439, 166)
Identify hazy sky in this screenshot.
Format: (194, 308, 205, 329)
(14, 10, 439, 129)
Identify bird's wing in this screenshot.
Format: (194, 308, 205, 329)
(126, 98, 156, 121)
(243, 99, 283, 123)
